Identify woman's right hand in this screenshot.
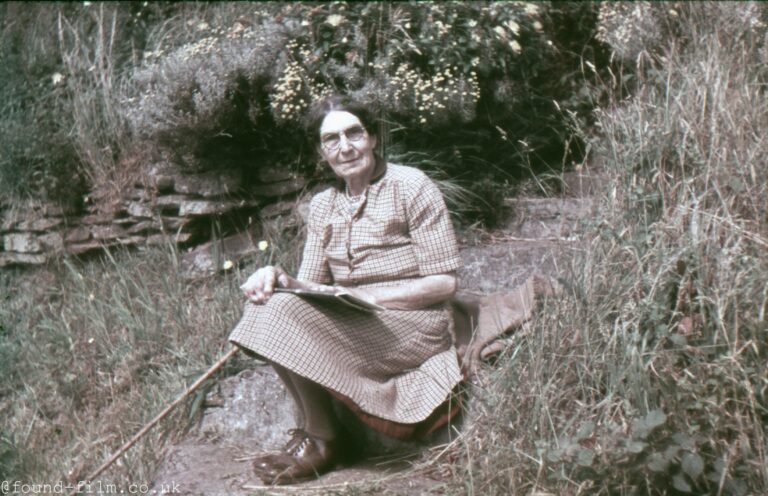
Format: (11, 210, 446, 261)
(240, 266, 290, 304)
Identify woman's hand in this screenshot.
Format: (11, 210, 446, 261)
(240, 266, 291, 304)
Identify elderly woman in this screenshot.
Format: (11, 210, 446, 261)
(229, 95, 463, 485)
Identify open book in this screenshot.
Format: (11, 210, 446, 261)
(274, 287, 386, 312)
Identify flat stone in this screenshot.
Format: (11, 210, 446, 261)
(65, 226, 91, 243)
(81, 213, 114, 225)
(174, 169, 242, 197)
(0, 218, 16, 233)
(147, 232, 192, 245)
(155, 195, 193, 207)
(181, 232, 258, 278)
(154, 175, 175, 193)
(459, 241, 565, 293)
(178, 200, 237, 217)
(250, 178, 306, 198)
(42, 204, 71, 217)
(502, 198, 596, 239)
(16, 217, 63, 232)
(39, 232, 64, 252)
(257, 165, 296, 183)
(259, 200, 295, 219)
(67, 241, 105, 255)
(0, 252, 48, 266)
(161, 217, 190, 230)
(3, 233, 42, 253)
(127, 188, 151, 201)
(126, 220, 155, 235)
(91, 224, 127, 240)
(127, 201, 153, 219)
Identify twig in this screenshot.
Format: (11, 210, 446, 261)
(68, 346, 240, 496)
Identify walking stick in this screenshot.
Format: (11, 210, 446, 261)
(68, 346, 240, 496)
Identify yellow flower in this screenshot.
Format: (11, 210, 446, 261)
(258, 240, 269, 251)
(222, 260, 234, 270)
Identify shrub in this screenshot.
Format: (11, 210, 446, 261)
(124, 2, 605, 214)
(444, 3, 768, 494)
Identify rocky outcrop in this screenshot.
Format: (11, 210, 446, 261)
(0, 162, 319, 268)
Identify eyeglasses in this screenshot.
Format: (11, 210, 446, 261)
(320, 125, 367, 151)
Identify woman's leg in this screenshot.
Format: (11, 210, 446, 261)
(271, 363, 306, 430)
(253, 365, 341, 484)
(288, 370, 339, 441)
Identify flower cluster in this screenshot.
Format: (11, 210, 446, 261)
(269, 40, 331, 124)
(389, 63, 480, 126)
(596, 2, 661, 63)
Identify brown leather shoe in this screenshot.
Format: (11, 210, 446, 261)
(251, 428, 308, 476)
(253, 430, 340, 485)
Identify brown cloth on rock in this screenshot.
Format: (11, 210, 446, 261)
(452, 274, 557, 378)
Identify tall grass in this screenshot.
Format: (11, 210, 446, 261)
(0, 237, 295, 487)
(444, 3, 767, 495)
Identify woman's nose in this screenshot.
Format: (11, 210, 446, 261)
(338, 135, 354, 152)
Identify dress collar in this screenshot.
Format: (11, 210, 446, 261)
(332, 155, 387, 191)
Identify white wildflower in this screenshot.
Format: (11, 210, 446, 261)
(52, 72, 65, 86)
(326, 14, 344, 27)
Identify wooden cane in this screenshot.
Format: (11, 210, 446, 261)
(68, 346, 240, 496)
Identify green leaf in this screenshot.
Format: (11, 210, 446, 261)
(645, 409, 667, 429)
(546, 448, 563, 463)
(647, 452, 669, 472)
(577, 448, 594, 467)
(673, 473, 692, 493)
(576, 420, 595, 440)
(626, 440, 647, 454)
(681, 452, 704, 479)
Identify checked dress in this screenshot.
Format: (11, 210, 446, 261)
(229, 162, 463, 433)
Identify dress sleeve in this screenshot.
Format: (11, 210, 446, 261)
(297, 194, 333, 284)
(405, 175, 463, 276)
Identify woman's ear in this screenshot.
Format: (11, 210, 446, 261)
(369, 134, 377, 149)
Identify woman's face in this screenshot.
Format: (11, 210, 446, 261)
(318, 110, 377, 185)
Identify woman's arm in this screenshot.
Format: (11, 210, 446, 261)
(346, 272, 457, 311)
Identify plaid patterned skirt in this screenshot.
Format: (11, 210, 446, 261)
(228, 293, 463, 424)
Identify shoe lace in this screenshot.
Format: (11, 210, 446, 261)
(285, 428, 311, 456)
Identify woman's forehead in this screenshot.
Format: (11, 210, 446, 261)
(320, 111, 362, 134)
